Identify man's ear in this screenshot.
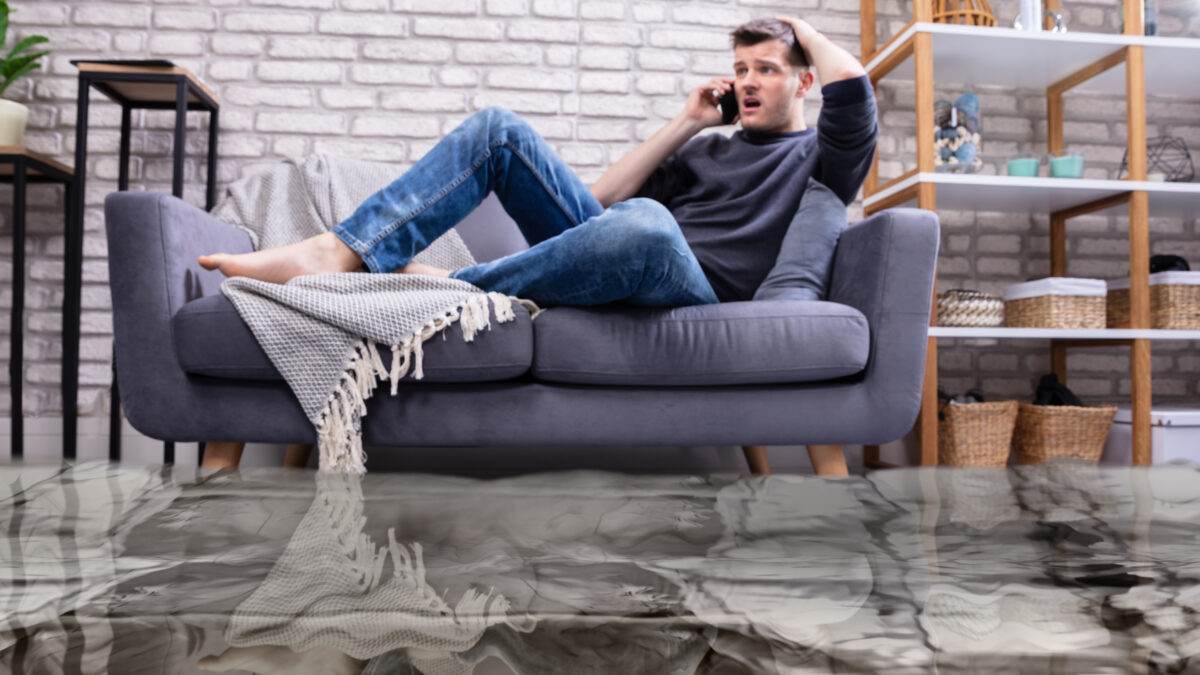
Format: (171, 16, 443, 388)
(794, 69, 815, 99)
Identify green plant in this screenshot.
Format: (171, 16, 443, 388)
(0, 1, 49, 99)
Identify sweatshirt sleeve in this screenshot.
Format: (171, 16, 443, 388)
(815, 74, 878, 206)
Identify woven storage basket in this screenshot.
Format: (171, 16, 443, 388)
(938, 289, 1004, 327)
(1004, 278, 1107, 329)
(932, 0, 996, 26)
(1012, 402, 1117, 464)
(1107, 272, 1200, 329)
(938, 399, 1019, 466)
(1006, 295, 1106, 329)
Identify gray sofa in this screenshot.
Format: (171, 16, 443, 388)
(104, 191, 938, 451)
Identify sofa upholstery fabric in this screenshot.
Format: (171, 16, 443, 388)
(173, 293, 534, 383)
(531, 301, 869, 386)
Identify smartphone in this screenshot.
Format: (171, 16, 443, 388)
(719, 89, 738, 125)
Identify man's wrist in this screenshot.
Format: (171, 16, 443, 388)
(672, 112, 710, 138)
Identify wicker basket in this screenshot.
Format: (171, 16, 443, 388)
(1107, 273, 1200, 329)
(938, 399, 1019, 466)
(1005, 295, 1106, 329)
(938, 289, 1004, 327)
(1012, 403, 1117, 464)
(932, 0, 996, 26)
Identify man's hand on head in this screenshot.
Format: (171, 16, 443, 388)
(774, 16, 818, 44)
(774, 14, 867, 84)
(683, 77, 735, 129)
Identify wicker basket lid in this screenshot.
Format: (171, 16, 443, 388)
(1106, 271, 1200, 290)
(1003, 277, 1107, 301)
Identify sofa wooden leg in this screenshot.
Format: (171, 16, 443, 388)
(283, 444, 313, 468)
(741, 445, 772, 475)
(201, 441, 244, 468)
(807, 444, 849, 476)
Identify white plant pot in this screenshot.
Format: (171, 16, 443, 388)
(0, 99, 29, 146)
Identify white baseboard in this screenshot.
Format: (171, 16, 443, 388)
(0, 417, 290, 466)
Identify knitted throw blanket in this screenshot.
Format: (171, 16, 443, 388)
(210, 155, 535, 473)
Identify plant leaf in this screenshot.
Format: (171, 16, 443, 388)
(5, 34, 48, 61)
(0, 3, 10, 52)
(1, 48, 45, 79)
(1, 59, 40, 89)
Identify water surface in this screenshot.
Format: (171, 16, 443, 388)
(2, 460, 1199, 674)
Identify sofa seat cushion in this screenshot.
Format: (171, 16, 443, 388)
(531, 300, 870, 386)
(173, 293, 534, 382)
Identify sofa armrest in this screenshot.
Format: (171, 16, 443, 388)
(106, 191, 253, 317)
(826, 207, 940, 435)
(105, 191, 264, 439)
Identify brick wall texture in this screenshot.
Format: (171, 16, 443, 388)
(1, 0, 1197, 420)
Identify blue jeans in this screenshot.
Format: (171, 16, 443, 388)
(330, 107, 719, 307)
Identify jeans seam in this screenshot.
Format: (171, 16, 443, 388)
(501, 138, 585, 230)
(361, 149, 493, 251)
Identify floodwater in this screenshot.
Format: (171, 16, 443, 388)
(3, 460, 1200, 674)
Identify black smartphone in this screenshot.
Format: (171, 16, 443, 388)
(719, 89, 738, 125)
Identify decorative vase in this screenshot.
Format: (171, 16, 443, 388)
(0, 99, 29, 146)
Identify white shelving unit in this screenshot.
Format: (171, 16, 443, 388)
(857, 4, 1200, 466)
(931, 327, 1200, 340)
(866, 174, 1200, 217)
(865, 22, 1200, 95)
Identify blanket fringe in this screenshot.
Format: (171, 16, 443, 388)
(316, 293, 526, 474)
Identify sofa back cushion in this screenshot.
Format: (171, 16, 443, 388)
(531, 300, 869, 386)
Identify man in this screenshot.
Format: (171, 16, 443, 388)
(199, 16, 876, 309)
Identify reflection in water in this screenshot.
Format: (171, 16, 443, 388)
(2, 461, 1200, 673)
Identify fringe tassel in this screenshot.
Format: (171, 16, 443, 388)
(318, 292, 527, 474)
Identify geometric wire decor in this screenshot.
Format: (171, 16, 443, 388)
(1119, 135, 1196, 182)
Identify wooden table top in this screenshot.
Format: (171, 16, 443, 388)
(75, 62, 220, 106)
(0, 146, 73, 177)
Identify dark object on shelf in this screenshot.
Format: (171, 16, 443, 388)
(1119, 136, 1195, 182)
(1150, 254, 1190, 273)
(937, 387, 984, 421)
(1033, 373, 1084, 407)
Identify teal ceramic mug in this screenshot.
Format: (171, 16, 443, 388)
(1007, 157, 1040, 177)
(1049, 153, 1084, 178)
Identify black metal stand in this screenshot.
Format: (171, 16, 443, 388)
(0, 150, 74, 460)
(71, 65, 219, 463)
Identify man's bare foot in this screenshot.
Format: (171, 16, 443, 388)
(198, 232, 364, 284)
(394, 260, 452, 278)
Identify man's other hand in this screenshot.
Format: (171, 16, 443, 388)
(684, 77, 735, 127)
(774, 15, 818, 46)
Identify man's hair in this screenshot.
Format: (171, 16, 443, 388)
(729, 18, 809, 69)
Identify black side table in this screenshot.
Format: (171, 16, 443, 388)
(0, 147, 75, 460)
(71, 60, 220, 463)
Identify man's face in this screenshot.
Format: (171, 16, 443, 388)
(732, 40, 808, 133)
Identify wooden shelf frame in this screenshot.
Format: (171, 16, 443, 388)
(859, 0, 1168, 467)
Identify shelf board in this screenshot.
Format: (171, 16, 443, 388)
(867, 23, 1200, 96)
(931, 326, 1200, 339)
(865, 173, 1200, 217)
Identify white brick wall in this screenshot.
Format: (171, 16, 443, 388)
(0, 0, 1196, 427)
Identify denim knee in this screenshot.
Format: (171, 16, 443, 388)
(471, 106, 538, 148)
(611, 198, 687, 255)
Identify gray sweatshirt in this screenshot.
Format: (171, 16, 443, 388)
(635, 75, 878, 302)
